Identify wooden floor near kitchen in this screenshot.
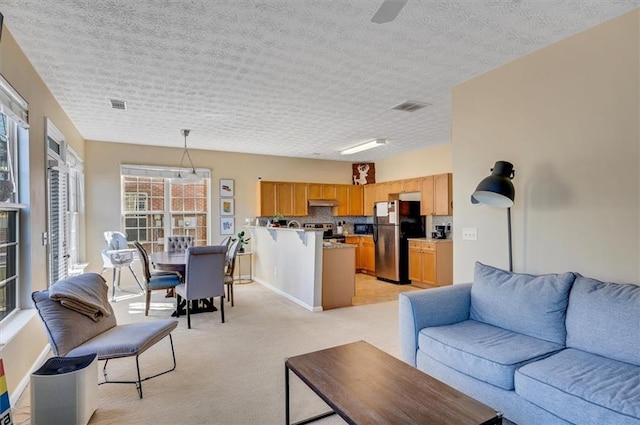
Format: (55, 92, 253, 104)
(352, 273, 431, 305)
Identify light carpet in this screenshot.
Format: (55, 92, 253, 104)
(15, 281, 404, 425)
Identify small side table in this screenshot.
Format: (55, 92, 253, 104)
(235, 251, 253, 283)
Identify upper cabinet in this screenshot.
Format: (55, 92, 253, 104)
(434, 173, 453, 215)
(333, 185, 363, 216)
(421, 173, 452, 216)
(292, 183, 308, 216)
(363, 184, 376, 216)
(257, 173, 452, 218)
(257, 181, 308, 217)
(386, 180, 403, 195)
(257, 181, 277, 217)
(402, 178, 422, 193)
(308, 183, 337, 200)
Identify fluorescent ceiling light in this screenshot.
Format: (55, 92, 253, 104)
(340, 139, 387, 155)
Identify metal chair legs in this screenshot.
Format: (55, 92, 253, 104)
(99, 334, 177, 399)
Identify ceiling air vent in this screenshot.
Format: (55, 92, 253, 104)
(109, 99, 127, 110)
(390, 100, 430, 112)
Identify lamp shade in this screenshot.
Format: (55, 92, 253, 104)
(471, 161, 515, 208)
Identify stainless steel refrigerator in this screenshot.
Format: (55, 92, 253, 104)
(373, 200, 424, 284)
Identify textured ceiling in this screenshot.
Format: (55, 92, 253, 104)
(2, 1, 639, 162)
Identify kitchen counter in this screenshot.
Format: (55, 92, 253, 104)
(246, 225, 356, 312)
(322, 242, 356, 249)
(407, 237, 453, 243)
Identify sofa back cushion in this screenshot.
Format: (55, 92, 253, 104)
(32, 288, 117, 356)
(566, 275, 640, 366)
(470, 262, 575, 344)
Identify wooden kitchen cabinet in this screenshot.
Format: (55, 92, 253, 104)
(257, 181, 277, 217)
(345, 236, 361, 270)
(363, 184, 376, 216)
(375, 182, 389, 202)
(421, 173, 452, 216)
(276, 182, 294, 216)
(402, 177, 422, 193)
(308, 183, 337, 200)
(349, 185, 363, 215)
(360, 236, 375, 275)
(408, 240, 453, 287)
(386, 180, 402, 195)
(258, 181, 307, 217)
(420, 176, 434, 216)
(333, 185, 364, 216)
(434, 173, 453, 215)
(292, 182, 308, 216)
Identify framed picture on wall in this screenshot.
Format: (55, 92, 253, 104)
(220, 179, 234, 197)
(220, 198, 234, 216)
(220, 217, 235, 235)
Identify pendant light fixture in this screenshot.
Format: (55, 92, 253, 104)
(174, 129, 201, 183)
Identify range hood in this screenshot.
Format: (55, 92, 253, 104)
(308, 199, 339, 207)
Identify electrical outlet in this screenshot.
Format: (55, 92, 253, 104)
(462, 227, 477, 241)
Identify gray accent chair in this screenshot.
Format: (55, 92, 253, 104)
(166, 235, 194, 253)
(32, 273, 178, 399)
(134, 241, 182, 316)
(175, 245, 227, 328)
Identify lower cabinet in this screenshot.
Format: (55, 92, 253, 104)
(360, 237, 375, 275)
(345, 236, 361, 270)
(408, 240, 453, 287)
(345, 236, 375, 275)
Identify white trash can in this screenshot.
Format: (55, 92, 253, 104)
(31, 353, 98, 425)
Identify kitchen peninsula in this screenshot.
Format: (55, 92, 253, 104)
(246, 226, 355, 311)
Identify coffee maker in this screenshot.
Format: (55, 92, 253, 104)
(432, 225, 447, 239)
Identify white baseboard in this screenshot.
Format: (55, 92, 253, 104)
(254, 278, 323, 312)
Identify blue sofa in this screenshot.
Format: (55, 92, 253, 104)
(399, 262, 640, 425)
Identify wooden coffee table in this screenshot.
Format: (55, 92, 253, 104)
(285, 341, 501, 425)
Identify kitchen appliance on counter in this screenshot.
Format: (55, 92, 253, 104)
(374, 200, 424, 284)
(432, 225, 447, 239)
(303, 223, 345, 243)
(354, 223, 373, 235)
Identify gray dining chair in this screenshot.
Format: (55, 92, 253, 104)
(166, 235, 194, 252)
(224, 239, 242, 307)
(175, 245, 227, 328)
(134, 241, 182, 316)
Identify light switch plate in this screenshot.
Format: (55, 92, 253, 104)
(462, 227, 477, 241)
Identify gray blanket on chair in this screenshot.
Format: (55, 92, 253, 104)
(49, 273, 112, 321)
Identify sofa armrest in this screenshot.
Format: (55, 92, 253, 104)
(399, 283, 472, 366)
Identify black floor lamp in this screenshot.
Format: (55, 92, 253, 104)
(471, 161, 516, 272)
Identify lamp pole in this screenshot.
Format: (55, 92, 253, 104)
(507, 207, 513, 272)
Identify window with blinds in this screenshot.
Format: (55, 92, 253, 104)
(46, 119, 85, 285)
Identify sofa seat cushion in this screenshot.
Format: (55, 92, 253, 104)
(566, 275, 640, 366)
(67, 319, 178, 360)
(516, 348, 640, 425)
(419, 319, 564, 390)
(470, 262, 575, 344)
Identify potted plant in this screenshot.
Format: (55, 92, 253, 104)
(233, 230, 251, 253)
(270, 212, 284, 227)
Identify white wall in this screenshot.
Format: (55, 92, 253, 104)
(452, 10, 640, 283)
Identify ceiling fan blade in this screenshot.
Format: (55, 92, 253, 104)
(371, 0, 408, 24)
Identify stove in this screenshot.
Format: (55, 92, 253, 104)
(303, 223, 346, 242)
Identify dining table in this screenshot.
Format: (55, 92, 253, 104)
(149, 251, 217, 315)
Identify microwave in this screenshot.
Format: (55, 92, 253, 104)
(354, 224, 373, 235)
